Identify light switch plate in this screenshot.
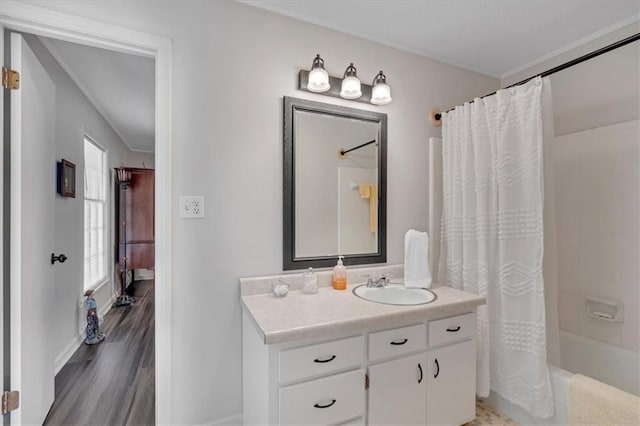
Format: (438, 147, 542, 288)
(180, 196, 205, 218)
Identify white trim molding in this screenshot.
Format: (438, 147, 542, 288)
(0, 1, 173, 423)
(0, 22, 4, 400)
(206, 413, 244, 426)
(54, 335, 83, 375)
(501, 14, 640, 81)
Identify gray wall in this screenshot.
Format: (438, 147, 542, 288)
(22, 34, 154, 371)
(503, 22, 640, 359)
(22, 1, 499, 423)
(502, 22, 640, 136)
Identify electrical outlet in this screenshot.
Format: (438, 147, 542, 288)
(179, 196, 205, 218)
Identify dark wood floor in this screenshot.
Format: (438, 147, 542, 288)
(44, 280, 155, 426)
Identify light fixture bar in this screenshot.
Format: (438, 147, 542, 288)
(298, 70, 374, 105)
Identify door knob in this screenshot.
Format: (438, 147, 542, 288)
(51, 253, 67, 265)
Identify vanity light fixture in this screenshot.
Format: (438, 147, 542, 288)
(306, 54, 330, 93)
(370, 71, 392, 105)
(297, 56, 391, 106)
(340, 63, 362, 99)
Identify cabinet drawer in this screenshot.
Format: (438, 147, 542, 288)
(279, 369, 365, 426)
(369, 323, 426, 362)
(428, 312, 475, 347)
(279, 336, 364, 384)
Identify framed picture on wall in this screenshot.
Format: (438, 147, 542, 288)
(57, 159, 76, 198)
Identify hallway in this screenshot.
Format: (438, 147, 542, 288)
(44, 280, 155, 425)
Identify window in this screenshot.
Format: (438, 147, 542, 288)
(84, 137, 107, 290)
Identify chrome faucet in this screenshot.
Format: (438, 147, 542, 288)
(367, 274, 389, 288)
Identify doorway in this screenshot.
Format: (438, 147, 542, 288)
(0, 3, 172, 424)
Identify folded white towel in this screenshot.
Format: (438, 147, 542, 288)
(404, 229, 432, 288)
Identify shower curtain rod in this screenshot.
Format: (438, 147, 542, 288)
(438, 32, 640, 116)
(339, 139, 376, 156)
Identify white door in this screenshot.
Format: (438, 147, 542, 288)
(9, 32, 56, 425)
(0, 23, 5, 421)
(368, 352, 427, 426)
(427, 340, 476, 426)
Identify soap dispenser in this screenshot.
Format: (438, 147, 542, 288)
(332, 256, 347, 290)
(302, 267, 318, 294)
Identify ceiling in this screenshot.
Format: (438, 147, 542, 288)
(239, 0, 639, 78)
(41, 36, 155, 153)
(35, 1, 637, 153)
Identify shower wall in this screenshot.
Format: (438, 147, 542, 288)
(554, 119, 639, 353)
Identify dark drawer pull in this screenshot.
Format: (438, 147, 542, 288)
(314, 399, 336, 409)
(313, 355, 336, 363)
(390, 338, 408, 346)
(434, 358, 440, 378)
(446, 326, 461, 332)
(418, 363, 423, 384)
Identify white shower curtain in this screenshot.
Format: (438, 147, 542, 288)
(438, 77, 554, 418)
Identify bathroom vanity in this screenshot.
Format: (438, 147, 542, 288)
(241, 269, 485, 426)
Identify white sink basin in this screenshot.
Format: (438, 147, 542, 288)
(352, 283, 437, 306)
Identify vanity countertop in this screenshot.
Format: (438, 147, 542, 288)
(241, 284, 485, 345)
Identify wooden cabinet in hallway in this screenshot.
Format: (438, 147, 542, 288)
(118, 168, 155, 275)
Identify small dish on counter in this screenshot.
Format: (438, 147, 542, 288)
(272, 279, 289, 297)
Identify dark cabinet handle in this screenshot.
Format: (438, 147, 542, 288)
(314, 399, 336, 409)
(313, 355, 336, 363)
(434, 358, 440, 378)
(390, 338, 408, 346)
(446, 326, 461, 332)
(51, 253, 68, 265)
(418, 363, 423, 384)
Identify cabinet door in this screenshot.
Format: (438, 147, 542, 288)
(368, 352, 427, 426)
(427, 340, 476, 426)
(119, 169, 155, 270)
(126, 169, 155, 241)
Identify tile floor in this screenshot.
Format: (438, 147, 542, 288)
(465, 399, 519, 425)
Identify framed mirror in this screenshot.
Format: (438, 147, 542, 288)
(283, 96, 387, 270)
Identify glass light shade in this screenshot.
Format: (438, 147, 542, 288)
(340, 76, 362, 99)
(307, 67, 330, 93)
(371, 82, 392, 105)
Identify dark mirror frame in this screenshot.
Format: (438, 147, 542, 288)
(283, 96, 387, 270)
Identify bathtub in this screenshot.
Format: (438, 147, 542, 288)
(485, 330, 640, 425)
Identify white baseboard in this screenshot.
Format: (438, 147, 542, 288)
(54, 333, 83, 374)
(198, 413, 243, 426)
(99, 293, 115, 317)
(134, 268, 155, 280)
(54, 293, 115, 375)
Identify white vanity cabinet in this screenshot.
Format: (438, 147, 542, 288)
(243, 310, 368, 426)
(242, 308, 478, 426)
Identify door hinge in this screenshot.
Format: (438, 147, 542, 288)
(1, 390, 19, 415)
(2, 67, 20, 90)
(365, 373, 369, 390)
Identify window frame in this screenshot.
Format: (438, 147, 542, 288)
(83, 135, 109, 291)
